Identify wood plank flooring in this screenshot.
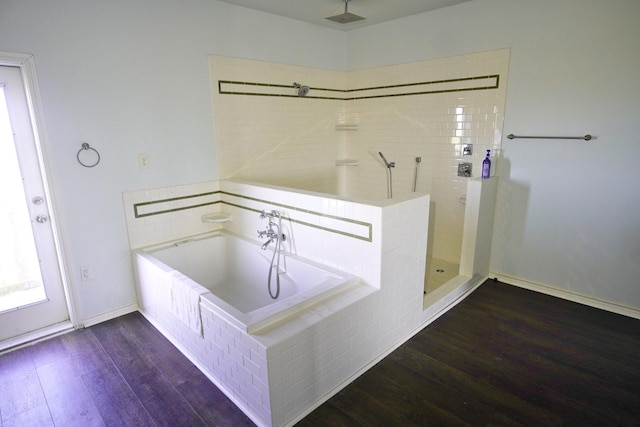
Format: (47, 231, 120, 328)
(0, 279, 638, 426)
(0, 312, 254, 426)
(299, 280, 640, 426)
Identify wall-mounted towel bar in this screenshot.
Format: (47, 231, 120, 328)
(507, 134, 592, 141)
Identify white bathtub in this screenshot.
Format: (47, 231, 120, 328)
(135, 231, 359, 333)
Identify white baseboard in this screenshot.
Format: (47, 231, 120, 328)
(492, 273, 640, 320)
(0, 303, 139, 353)
(80, 302, 139, 328)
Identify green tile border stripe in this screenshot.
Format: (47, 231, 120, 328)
(133, 192, 218, 218)
(218, 74, 499, 101)
(220, 191, 372, 242)
(132, 190, 373, 242)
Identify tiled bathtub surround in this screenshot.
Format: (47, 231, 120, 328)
(209, 49, 508, 268)
(125, 180, 433, 426)
(122, 181, 223, 249)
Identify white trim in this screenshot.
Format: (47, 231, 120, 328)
(81, 303, 139, 328)
(0, 51, 32, 66)
(0, 51, 81, 328)
(493, 273, 640, 320)
(0, 300, 139, 353)
(0, 321, 74, 354)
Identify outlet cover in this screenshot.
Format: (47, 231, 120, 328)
(138, 153, 149, 169)
(80, 266, 93, 281)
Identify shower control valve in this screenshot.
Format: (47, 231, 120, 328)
(458, 162, 473, 177)
(259, 209, 280, 220)
(257, 229, 286, 241)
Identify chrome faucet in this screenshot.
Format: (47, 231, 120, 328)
(257, 210, 286, 250)
(258, 229, 278, 250)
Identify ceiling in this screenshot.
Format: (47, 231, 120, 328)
(218, 0, 472, 31)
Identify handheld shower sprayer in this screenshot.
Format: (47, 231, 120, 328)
(378, 152, 395, 168)
(378, 151, 395, 199)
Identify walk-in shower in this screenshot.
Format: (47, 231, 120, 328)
(209, 49, 509, 310)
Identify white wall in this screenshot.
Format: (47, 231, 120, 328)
(348, 0, 640, 309)
(0, 0, 346, 323)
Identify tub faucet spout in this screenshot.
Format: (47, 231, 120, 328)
(257, 230, 272, 247)
(257, 228, 285, 250)
(261, 238, 274, 250)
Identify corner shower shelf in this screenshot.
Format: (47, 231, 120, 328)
(335, 159, 359, 166)
(201, 212, 232, 223)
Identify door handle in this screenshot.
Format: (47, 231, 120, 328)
(35, 215, 48, 223)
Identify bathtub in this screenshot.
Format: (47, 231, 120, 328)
(135, 230, 359, 333)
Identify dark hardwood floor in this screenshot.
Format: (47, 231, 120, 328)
(1, 280, 639, 426)
(0, 311, 254, 426)
(299, 280, 640, 426)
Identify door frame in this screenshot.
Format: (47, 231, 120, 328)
(0, 52, 79, 349)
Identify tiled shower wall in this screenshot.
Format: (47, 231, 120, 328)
(210, 49, 509, 264)
(210, 56, 347, 194)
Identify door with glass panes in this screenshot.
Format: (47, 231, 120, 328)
(0, 64, 69, 342)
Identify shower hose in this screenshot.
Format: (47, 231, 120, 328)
(267, 212, 282, 299)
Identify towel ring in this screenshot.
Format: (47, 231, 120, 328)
(77, 143, 100, 168)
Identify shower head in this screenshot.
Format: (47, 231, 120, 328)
(298, 85, 310, 97)
(292, 82, 310, 97)
(326, 0, 365, 24)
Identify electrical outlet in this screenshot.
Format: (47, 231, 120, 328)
(138, 153, 149, 169)
(80, 266, 92, 281)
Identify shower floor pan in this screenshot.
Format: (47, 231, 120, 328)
(425, 257, 459, 294)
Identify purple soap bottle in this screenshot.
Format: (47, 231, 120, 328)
(482, 149, 491, 179)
